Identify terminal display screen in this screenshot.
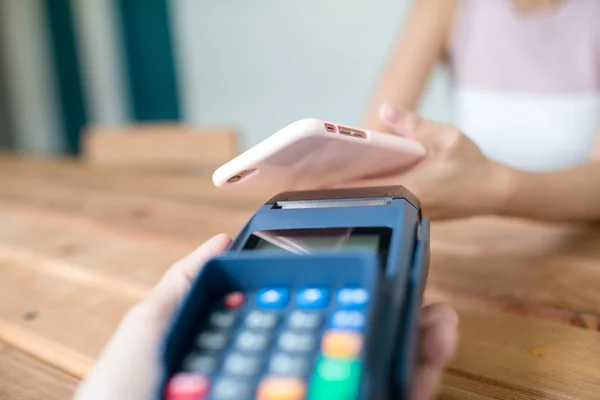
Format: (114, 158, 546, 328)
(243, 227, 391, 266)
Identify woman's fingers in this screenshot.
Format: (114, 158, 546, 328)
(418, 304, 459, 366)
(380, 103, 404, 128)
(379, 103, 462, 152)
(379, 103, 419, 139)
(410, 303, 459, 400)
(379, 103, 433, 142)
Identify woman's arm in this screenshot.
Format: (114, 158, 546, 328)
(504, 120, 600, 222)
(591, 125, 600, 160)
(362, 0, 458, 132)
(500, 162, 600, 222)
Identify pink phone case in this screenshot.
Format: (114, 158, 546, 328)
(212, 118, 426, 191)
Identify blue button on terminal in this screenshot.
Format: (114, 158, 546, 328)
(256, 288, 289, 309)
(336, 288, 369, 309)
(329, 310, 366, 332)
(296, 288, 329, 309)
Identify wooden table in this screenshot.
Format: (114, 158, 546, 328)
(1, 155, 599, 399)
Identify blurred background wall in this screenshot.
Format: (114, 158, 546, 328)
(0, 0, 453, 156)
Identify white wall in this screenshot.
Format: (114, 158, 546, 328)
(169, 0, 454, 150)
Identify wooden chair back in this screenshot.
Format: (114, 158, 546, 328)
(81, 123, 238, 173)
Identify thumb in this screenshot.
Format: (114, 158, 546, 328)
(139, 233, 232, 322)
(379, 103, 422, 139)
(379, 103, 462, 151)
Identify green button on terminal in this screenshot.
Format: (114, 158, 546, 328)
(307, 355, 362, 400)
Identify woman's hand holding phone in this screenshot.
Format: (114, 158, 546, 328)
(334, 104, 514, 220)
(212, 104, 514, 221)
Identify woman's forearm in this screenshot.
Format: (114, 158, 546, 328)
(361, 0, 457, 132)
(497, 162, 600, 222)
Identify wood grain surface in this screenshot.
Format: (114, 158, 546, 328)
(1, 155, 600, 399)
(439, 304, 600, 399)
(0, 342, 78, 400)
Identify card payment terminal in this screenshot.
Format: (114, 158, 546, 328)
(161, 186, 430, 400)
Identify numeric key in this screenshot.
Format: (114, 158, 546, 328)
(212, 377, 252, 400)
(235, 330, 271, 352)
(278, 331, 316, 353)
(223, 353, 262, 376)
(245, 310, 279, 330)
(288, 311, 322, 331)
(182, 353, 218, 374)
(269, 353, 310, 376)
(209, 310, 237, 329)
(196, 331, 228, 351)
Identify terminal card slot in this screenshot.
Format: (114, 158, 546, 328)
(274, 197, 393, 210)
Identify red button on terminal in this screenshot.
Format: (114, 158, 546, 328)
(165, 372, 210, 400)
(224, 291, 245, 309)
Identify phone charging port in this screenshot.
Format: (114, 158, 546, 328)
(325, 123, 337, 133)
(339, 126, 366, 139)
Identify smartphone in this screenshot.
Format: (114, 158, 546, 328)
(212, 119, 426, 191)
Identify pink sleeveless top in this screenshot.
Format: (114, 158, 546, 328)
(447, 0, 600, 171)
